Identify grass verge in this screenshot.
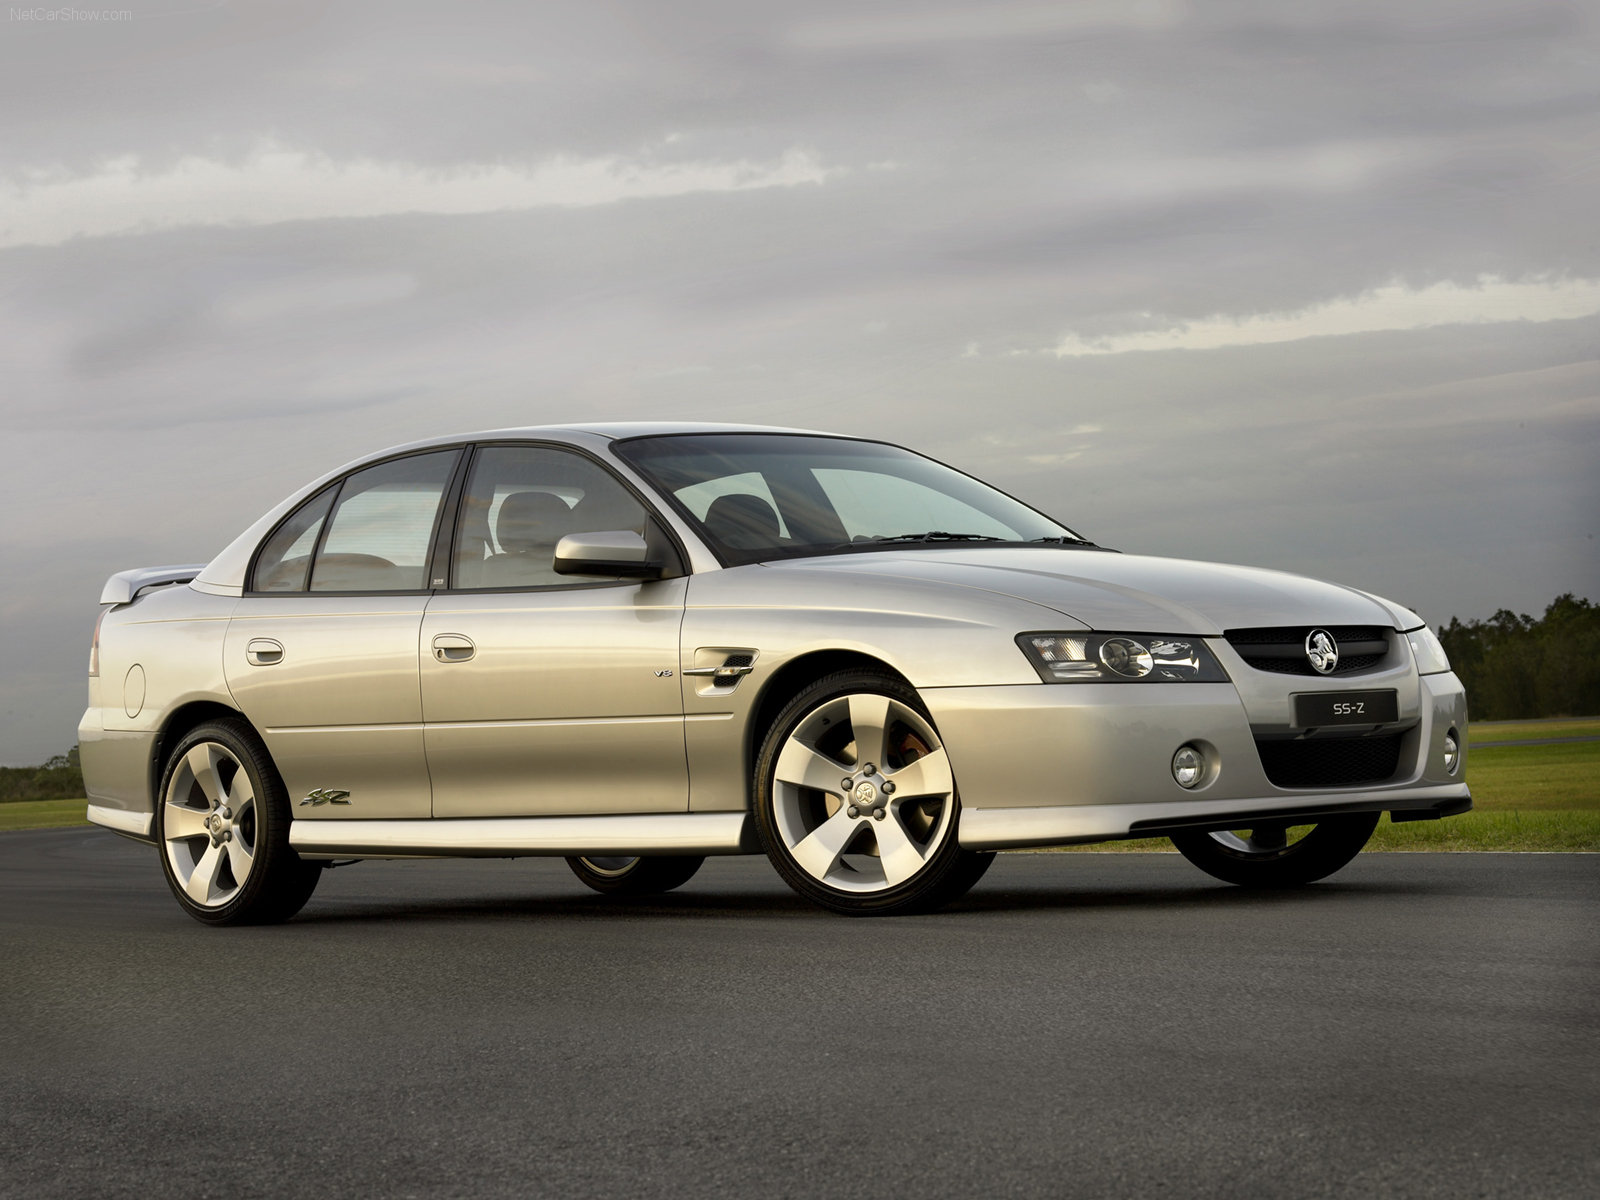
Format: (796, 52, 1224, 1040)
(1470, 718, 1600, 744)
(0, 799, 90, 832)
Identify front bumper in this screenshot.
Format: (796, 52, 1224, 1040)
(920, 671, 1470, 850)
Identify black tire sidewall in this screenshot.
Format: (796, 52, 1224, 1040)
(564, 855, 705, 895)
(155, 719, 318, 925)
(1170, 812, 1380, 888)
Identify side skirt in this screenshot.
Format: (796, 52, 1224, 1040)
(290, 811, 756, 860)
(87, 804, 155, 843)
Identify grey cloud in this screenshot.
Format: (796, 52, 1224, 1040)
(0, 0, 1596, 761)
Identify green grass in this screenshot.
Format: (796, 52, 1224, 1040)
(1470, 718, 1600, 744)
(1365, 809, 1600, 851)
(0, 798, 90, 832)
(1465, 740, 1600, 811)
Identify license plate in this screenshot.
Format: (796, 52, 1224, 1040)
(1292, 690, 1398, 728)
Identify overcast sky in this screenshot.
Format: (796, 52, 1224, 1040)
(1, 0, 1596, 764)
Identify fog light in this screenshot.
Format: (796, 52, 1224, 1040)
(1172, 744, 1205, 789)
(1443, 730, 1459, 776)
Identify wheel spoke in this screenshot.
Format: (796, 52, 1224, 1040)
(846, 693, 892, 767)
(789, 808, 859, 881)
(224, 769, 255, 810)
(185, 843, 226, 905)
(226, 837, 255, 887)
(885, 746, 952, 799)
(774, 739, 848, 795)
(163, 802, 210, 842)
(183, 744, 226, 805)
(874, 810, 927, 887)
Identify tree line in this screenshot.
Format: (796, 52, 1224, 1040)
(1, 594, 1592, 802)
(1438, 593, 1599, 722)
(0, 745, 83, 803)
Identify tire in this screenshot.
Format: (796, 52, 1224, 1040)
(155, 719, 322, 925)
(564, 855, 705, 896)
(1169, 812, 1380, 888)
(753, 669, 994, 916)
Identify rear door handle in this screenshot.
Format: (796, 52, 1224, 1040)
(432, 633, 475, 662)
(245, 638, 284, 666)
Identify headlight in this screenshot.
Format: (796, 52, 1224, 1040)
(1017, 633, 1229, 683)
(1406, 625, 1451, 675)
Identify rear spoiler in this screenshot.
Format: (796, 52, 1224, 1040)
(100, 564, 209, 605)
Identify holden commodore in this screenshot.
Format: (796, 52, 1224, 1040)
(80, 425, 1470, 920)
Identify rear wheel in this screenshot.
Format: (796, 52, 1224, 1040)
(1169, 812, 1380, 888)
(564, 855, 704, 896)
(754, 670, 994, 916)
(156, 719, 321, 925)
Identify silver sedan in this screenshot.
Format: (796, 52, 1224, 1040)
(80, 424, 1470, 920)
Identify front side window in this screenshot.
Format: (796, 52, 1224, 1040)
(615, 434, 1082, 566)
(307, 451, 458, 592)
(451, 445, 657, 589)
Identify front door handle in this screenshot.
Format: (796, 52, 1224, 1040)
(245, 638, 284, 666)
(432, 633, 475, 662)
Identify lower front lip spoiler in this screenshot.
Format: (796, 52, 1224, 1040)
(958, 783, 1471, 850)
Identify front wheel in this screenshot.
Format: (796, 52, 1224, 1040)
(155, 719, 322, 925)
(753, 670, 994, 916)
(1169, 812, 1380, 888)
(564, 855, 704, 896)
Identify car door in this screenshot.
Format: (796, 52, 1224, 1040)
(420, 442, 689, 817)
(224, 448, 462, 820)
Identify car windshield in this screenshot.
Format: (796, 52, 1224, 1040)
(613, 433, 1088, 566)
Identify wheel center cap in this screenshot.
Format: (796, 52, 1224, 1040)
(207, 814, 223, 832)
(853, 781, 878, 805)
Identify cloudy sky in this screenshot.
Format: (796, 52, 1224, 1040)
(1, 0, 1596, 764)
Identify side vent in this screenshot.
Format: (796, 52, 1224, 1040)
(684, 648, 760, 693)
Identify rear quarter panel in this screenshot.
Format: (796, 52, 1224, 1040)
(80, 585, 238, 817)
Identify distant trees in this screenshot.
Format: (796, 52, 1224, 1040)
(0, 744, 84, 803)
(1439, 594, 1600, 721)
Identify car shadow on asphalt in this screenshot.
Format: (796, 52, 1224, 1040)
(285, 878, 1431, 926)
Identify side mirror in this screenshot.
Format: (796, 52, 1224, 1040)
(553, 530, 663, 579)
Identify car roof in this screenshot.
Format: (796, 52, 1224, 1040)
(372, 421, 840, 456)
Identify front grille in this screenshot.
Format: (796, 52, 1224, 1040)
(1226, 626, 1389, 676)
(1256, 733, 1404, 788)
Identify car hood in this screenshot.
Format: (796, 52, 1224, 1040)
(763, 549, 1414, 635)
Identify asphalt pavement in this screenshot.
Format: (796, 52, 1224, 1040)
(2, 829, 1596, 1199)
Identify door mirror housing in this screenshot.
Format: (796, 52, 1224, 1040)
(553, 530, 663, 579)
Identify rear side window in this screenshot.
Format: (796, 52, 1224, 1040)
(309, 451, 458, 592)
(252, 486, 335, 592)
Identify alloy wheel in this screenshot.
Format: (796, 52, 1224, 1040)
(770, 691, 955, 894)
(162, 741, 259, 908)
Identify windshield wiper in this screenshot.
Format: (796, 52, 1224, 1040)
(1029, 535, 1099, 547)
(854, 531, 1007, 545)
